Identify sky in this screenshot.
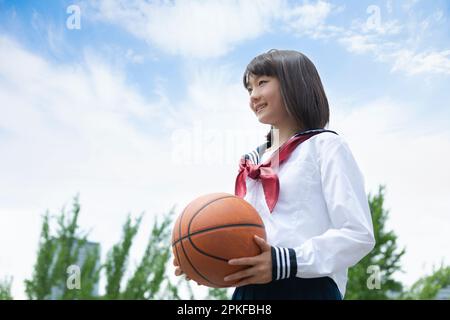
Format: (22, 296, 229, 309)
(0, 0, 449, 299)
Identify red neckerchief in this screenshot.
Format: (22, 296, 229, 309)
(235, 129, 336, 213)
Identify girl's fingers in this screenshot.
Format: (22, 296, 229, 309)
(178, 272, 201, 285)
(174, 267, 184, 276)
(175, 267, 195, 284)
(174, 267, 198, 284)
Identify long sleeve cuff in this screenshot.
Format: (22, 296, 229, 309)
(271, 246, 297, 281)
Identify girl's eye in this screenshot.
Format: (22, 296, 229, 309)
(246, 79, 267, 94)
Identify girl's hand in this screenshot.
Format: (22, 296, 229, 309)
(173, 257, 188, 278)
(224, 235, 272, 287)
(173, 257, 202, 286)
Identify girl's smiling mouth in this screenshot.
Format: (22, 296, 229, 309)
(255, 103, 267, 113)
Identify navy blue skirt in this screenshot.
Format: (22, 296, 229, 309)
(231, 277, 342, 300)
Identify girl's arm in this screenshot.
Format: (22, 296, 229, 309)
(272, 139, 375, 280)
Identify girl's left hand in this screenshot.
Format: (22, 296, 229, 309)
(224, 235, 272, 287)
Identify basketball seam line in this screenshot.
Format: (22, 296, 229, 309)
(188, 225, 264, 262)
(171, 223, 265, 247)
(178, 194, 235, 287)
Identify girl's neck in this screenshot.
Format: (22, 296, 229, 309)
(269, 125, 302, 151)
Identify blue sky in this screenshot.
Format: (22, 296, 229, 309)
(2, 0, 449, 109)
(0, 0, 449, 299)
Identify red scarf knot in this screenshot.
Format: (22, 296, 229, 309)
(234, 130, 336, 213)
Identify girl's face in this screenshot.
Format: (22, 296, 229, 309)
(246, 74, 290, 128)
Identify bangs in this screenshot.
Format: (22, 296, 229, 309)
(242, 52, 277, 89)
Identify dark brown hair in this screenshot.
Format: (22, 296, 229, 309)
(243, 49, 329, 147)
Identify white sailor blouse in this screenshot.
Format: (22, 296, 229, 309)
(234, 129, 375, 298)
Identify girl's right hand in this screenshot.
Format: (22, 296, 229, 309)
(173, 258, 202, 285)
(173, 257, 188, 278)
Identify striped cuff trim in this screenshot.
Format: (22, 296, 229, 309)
(271, 247, 297, 281)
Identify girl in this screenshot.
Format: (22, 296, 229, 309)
(175, 49, 375, 300)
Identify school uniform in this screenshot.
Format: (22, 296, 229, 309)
(233, 129, 375, 300)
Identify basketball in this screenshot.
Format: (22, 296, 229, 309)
(171, 192, 266, 288)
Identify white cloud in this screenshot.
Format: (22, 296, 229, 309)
(386, 0, 394, 15)
(125, 48, 145, 64)
(280, 1, 450, 77)
(337, 21, 450, 75)
(338, 20, 450, 75)
(282, 0, 344, 39)
(389, 49, 450, 75)
(167, 66, 270, 170)
(339, 6, 450, 76)
(30, 10, 68, 56)
(87, 0, 450, 76)
(433, 10, 444, 23)
(357, 18, 403, 36)
(89, 0, 283, 58)
(0, 35, 267, 299)
(338, 33, 379, 54)
(402, 0, 421, 13)
(0, 35, 167, 298)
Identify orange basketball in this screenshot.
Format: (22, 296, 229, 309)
(171, 192, 266, 288)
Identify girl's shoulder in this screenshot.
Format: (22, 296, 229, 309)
(241, 130, 349, 164)
(309, 130, 345, 150)
(307, 130, 351, 161)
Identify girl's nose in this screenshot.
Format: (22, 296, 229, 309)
(250, 90, 260, 104)
(249, 98, 257, 110)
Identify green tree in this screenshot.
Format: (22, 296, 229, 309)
(24, 195, 100, 299)
(0, 277, 13, 300)
(345, 186, 406, 299)
(207, 287, 231, 300)
(104, 214, 142, 299)
(108, 212, 178, 299)
(24, 195, 188, 299)
(18, 188, 449, 300)
(401, 263, 450, 299)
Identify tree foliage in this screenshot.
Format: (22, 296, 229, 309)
(24, 195, 185, 299)
(401, 264, 450, 299)
(9, 188, 448, 300)
(24, 196, 100, 299)
(0, 277, 13, 300)
(346, 186, 405, 299)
